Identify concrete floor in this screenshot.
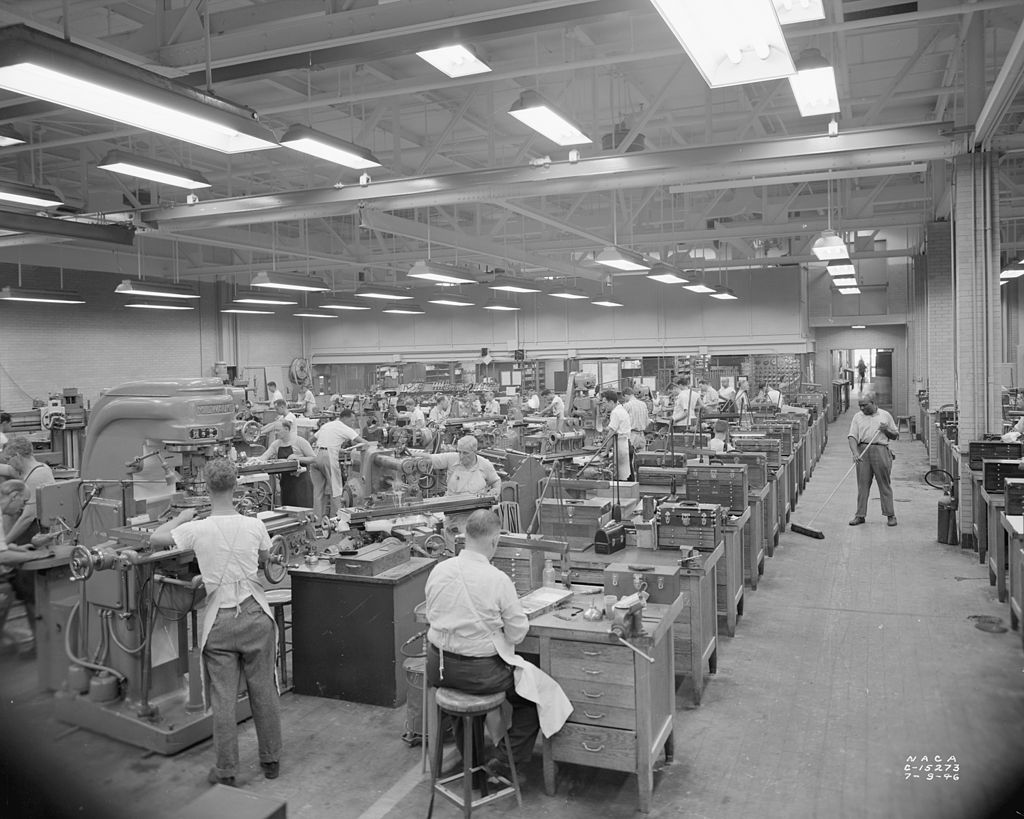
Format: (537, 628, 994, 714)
(2, 408, 1024, 819)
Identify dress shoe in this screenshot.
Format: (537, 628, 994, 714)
(207, 768, 236, 787)
(848, 517, 866, 526)
(260, 761, 280, 779)
(887, 516, 898, 527)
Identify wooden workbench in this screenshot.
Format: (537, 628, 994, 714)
(1003, 514, 1024, 653)
(532, 595, 685, 814)
(977, 483, 1008, 602)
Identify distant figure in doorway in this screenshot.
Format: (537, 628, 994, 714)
(857, 358, 867, 392)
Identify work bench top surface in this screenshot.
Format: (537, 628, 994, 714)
(1000, 513, 1024, 537)
(529, 597, 685, 645)
(289, 555, 435, 585)
(560, 543, 724, 577)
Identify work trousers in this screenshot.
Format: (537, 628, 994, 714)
(310, 447, 343, 517)
(425, 644, 540, 770)
(854, 445, 895, 518)
(203, 597, 282, 779)
(614, 436, 633, 481)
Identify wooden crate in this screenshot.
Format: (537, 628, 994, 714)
(982, 459, 1024, 493)
(733, 436, 782, 468)
(684, 464, 748, 513)
(969, 441, 1023, 471)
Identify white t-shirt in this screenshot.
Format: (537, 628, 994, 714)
(270, 389, 284, 403)
(607, 404, 632, 439)
(315, 420, 360, 448)
(171, 515, 271, 609)
(546, 395, 565, 419)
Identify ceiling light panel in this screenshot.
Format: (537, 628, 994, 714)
(790, 49, 840, 117)
(812, 231, 849, 260)
(354, 284, 414, 300)
(0, 26, 277, 154)
(773, 0, 825, 24)
(233, 290, 298, 305)
(407, 260, 479, 284)
(280, 125, 381, 169)
(416, 45, 491, 78)
(124, 300, 194, 310)
(251, 271, 330, 292)
(0, 286, 84, 304)
(98, 150, 211, 190)
(0, 179, 63, 208)
(115, 279, 200, 299)
(594, 246, 649, 272)
(648, 0, 796, 88)
(487, 276, 541, 293)
(508, 90, 590, 146)
(646, 263, 689, 284)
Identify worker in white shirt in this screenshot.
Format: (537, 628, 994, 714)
(708, 419, 736, 453)
(0, 411, 10, 448)
(525, 392, 541, 412)
(298, 387, 317, 417)
(539, 388, 566, 431)
(621, 387, 650, 452)
(267, 381, 284, 404)
(311, 409, 367, 516)
(697, 379, 720, 410)
(482, 391, 501, 416)
(399, 395, 426, 429)
(427, 435, 501, 497)
(601, 390, 633, 481)
(671, 378, 703, 429)
(259, 399, 297, 441)
(428, 395, 451, 427)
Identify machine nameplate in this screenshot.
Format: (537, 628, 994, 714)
(188, 426, 220, 440)
(195, 402, 235, 416)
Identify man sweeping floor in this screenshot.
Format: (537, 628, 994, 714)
(847, 393, 900, 527)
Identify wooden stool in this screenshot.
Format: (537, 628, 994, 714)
(895, 415, 914, 439)
(264, 589, 292, 691)
(427, 688, 521, 818)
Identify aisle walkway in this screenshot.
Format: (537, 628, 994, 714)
(2, 409, 1023, 818)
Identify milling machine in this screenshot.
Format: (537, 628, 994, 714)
(40, 379, 314, 754)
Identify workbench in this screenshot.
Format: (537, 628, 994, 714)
(558, 545, 720, 705)
(16, 545, 76, 692)
(743, 490, 766, 589)
(289, 556, 434, 706)
(717, 515, 744, 637)
(1004, 514, 1024, 651)
(977, 482, 1008, 602)
(763, 473, 779, 556)
(532, 596, 685, 814)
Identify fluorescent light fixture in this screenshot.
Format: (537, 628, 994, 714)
(591, 296, 623, 307)
(280, 124, 380, 170)
(354, 283, 414, 300)
(838, 286, 861, 295)
(416, 45, 491, 78)
(293, 311, 337, 319)
(482, 297, 521, 311)
(683, 275, 715, 294)
(812, 230, 848, 260)
(709, 286, 739, 300)
(233, 289, 298, 305)
(851, 324, 866, 329)
(115, 279, 200, 300)
(407, 260, 478, 284)
(382, 302, 426, 315)
(0, 285, 83, 304)
(508, 89, 590, 146)
(428, 294, 475, 307)
(221, 307, 274, 315)
(827, 260, 856, 276)
(789, 48, 840, 117)
(98, 150, 211, 190)
(0, 26, 278, 154)
(999, 264, 1024, 280)
(124, 300, 194, 310)
(0, 125, 24, 147)
(318, 294, 372, 310)
(548, 284, 590, 300)
(774, 0, 825, 24)
(487, 275, 541, 293)
(831, 276, 858, 287)
(594, 246, 649, 272)
(0, 178, 63, 208)
(251, 271, 330, 292)
(648, 0, 796, 88)
(646, 263, 689, 284)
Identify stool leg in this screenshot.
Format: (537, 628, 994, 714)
(426, 702, 445, 819)
(462, 715, 473, 818)
(502, 729, 523, 807)
(275, 606, 288, 688)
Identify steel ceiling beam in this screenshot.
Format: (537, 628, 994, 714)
(974, 14, 1024, 148)
(0, 212, 135, 246)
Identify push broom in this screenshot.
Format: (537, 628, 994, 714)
(790, 427, 883, 539)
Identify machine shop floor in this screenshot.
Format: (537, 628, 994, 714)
(3, 409, 1024, 819)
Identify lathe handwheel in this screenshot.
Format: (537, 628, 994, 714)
(69, 544, 95, 581)
(263, 535, 289, 584)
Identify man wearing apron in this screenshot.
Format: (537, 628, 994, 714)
(151, 458, 282, 786)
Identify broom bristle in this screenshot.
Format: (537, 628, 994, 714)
(791, 523, 825, 539)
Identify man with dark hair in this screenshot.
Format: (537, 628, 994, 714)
(312, 409, 367, 516)
(150, 459, 282, 786)
(424, 509, 541, 784)
(538, 389, 565, 423)
(601, 390, 633, 480)
(671, 377, 703, 429)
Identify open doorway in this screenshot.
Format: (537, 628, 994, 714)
(832, 348, 894, 409)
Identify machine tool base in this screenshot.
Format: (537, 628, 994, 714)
(54, 690, 252, 755)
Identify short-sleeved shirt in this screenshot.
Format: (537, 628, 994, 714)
(607, 404, 632, 439)
(848, 409, 896, 449)
(625, 397, 649, 431)
(429, 452, 500, 496)
(545, 395, 566, 419)
(171, 515, 271, 609)
(672, 388, 700, 425)
(315, 420, 360, 449)
(425, 550, 528, 657)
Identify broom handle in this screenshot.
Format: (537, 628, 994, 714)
(801, 427, 883, 528)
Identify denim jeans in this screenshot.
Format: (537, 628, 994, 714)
(203, 597, 282, 777)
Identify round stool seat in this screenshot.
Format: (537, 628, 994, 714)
(265, 589, 292, 606)
(434, 687, 505, 716)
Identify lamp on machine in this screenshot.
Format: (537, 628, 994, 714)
(406, 260, 479, 284)
(115, 279, 200, 300)
(416, 44, 491, 78)
(98, 150, 211, 190)
(812, 230, 848, 260)
(280, 124, 381, 170)
(251, 271, 330, 292)
(508, 89, 590, 146)
(789, 48, 840, 117)
(233, 289, 298, 305)
(647, 0, 795, 87)
(0, 178, 63, 208)
(594, 246, 649, 272)
(0, 25, 278, 153)
(0, 285, 84, 304)
(382, 301, 426, 315)
(646, 262, 689, 284)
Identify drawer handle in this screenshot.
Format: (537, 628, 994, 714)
(582, 711, 606, 719)
(583, 669, 603, 676)
(581, 742, 605, 753)
(581, 689, 603, 699)
(582, 650, 600, 657)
